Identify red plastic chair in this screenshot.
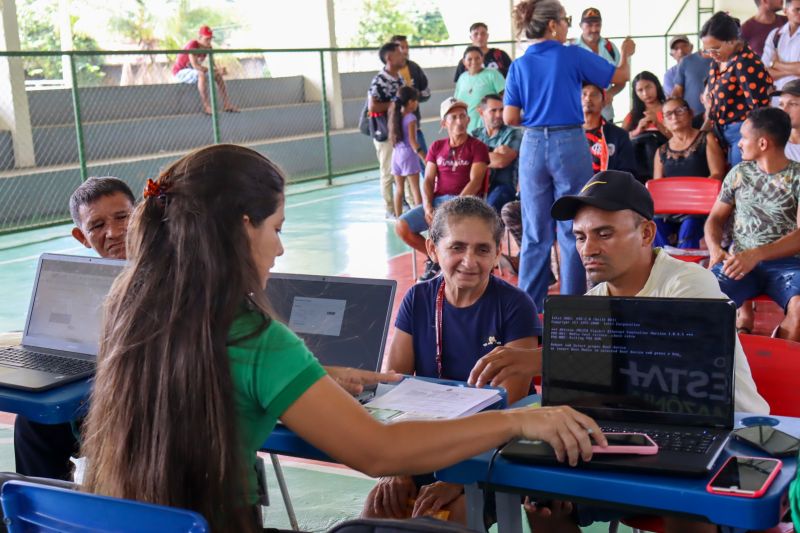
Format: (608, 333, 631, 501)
(739, 333, 800, 417)
(645, 177, 721, 263)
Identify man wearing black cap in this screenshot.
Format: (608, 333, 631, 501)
(473, 170, 768, 415)
(777, 78, 800, 160)
(554, 171, 766, 411)
(574, 8, 625, 122)
(663, 35, 693, 96)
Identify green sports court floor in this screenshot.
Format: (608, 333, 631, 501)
(0, 175, 631, 532)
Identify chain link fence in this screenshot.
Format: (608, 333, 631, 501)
(0, 35, 683, 234)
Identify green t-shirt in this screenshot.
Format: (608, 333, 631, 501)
(228, 312, 327, 503)
(719, 160, 800, 255)
(454, 68, 506, 133)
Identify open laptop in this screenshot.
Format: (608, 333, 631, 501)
(501, 295, 737, 476)
(264, 273, 397, 381)
(0, 253, 124, 391)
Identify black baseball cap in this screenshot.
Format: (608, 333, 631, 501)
(551, 171, 654, 221)
(773, 79, 800, 97)
(581, 8, 602, 23)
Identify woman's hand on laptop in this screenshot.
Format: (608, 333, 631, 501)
(512, 406, 606, 466)
(324, 366, 402, 395)
(468, 346, 542, 388)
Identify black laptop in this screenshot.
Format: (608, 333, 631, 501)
(501, 295, 737, 476)
(0, 254, 124, 391)
(264, 273, 397, 374)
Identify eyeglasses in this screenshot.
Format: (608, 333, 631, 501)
(663, 106, 689, 119)
(560, 15, 573, 26)
(703, 41, 730, 54)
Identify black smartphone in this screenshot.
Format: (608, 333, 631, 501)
(731, 425, 800, 457)
(706, 456, 782, 497)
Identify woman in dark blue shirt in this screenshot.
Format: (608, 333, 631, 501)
(364, 196, 541, 524)
(503, 0, 634, 310)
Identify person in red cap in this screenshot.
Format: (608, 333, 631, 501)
(172, 25, 238, 115)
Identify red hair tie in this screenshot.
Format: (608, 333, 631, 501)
(143, 178, 169, 199)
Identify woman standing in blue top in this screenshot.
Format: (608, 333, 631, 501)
(364, 196, 541, 524)
(504, 0, 635, 310)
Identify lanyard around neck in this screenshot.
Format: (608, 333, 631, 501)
(434, 279, 446, 379)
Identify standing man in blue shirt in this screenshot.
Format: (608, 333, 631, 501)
(663, 35, 693, 96)
(672, 45, 713, 129)
(573, 8, 625, 122)
(471, 94, 521, 215)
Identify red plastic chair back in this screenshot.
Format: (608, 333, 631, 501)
(646, 177, 721, 215)
(739, 333, 800, 417)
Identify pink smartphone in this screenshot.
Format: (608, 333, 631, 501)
(591, 432, 659, 455)
(706, 456, 782, 498)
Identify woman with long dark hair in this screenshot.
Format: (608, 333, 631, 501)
(701, 11, 773, 166)
(503, 0, 635, 311)
(622, 71, 670, 181)
(623, 71, 669, 138)
(81, 144, 605, 532)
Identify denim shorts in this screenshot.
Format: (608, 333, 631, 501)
(712, 257, 800, 310)
(175, 68, 200, 84)
(398, 195, 457, 233)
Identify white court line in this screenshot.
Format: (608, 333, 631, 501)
(0, 247, 85, 267)
(269, 458, 372, 480)
(286, 190, 367, 209)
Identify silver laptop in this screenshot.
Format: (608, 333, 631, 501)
(0, 253, 124, 391)
(264, 273, 397, 373)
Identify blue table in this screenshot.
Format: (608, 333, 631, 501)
(0, 379, 91, 424)
(262, 377, 508, 458)
(435, 410, 798, 533)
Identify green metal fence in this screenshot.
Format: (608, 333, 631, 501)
(0, 31, 699, 234)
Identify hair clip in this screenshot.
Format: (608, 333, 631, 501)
(143, 178, 169, 199)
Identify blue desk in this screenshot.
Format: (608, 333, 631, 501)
(436, 411, 798, 533)
(0, 379, 90, 424)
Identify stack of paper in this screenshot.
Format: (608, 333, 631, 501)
(364, 378, 501, 421)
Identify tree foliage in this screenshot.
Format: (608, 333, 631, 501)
(162, 0, 235, 52)
(353, 0, 449, 46)
(109, 0, 159, 49)
(17, 0, 105, 85)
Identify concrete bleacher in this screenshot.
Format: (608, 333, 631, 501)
(0, 66, 456, 230)
(3, 66, 454, 170)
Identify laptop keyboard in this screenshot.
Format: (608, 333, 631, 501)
(0, 348, 95, 376)
(600, 425, 717, 454)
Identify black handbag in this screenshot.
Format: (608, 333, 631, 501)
(358, 97, 389, 142)
(358, 100, 371, 137)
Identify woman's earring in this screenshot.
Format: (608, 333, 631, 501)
(552, 31, 557, 38)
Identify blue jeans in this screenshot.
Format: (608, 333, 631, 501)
(654, 216, 706, 248)
(486, 183, 517, 215)
(399, 194, 457, 233)
(518, 126, 592, 309)
(712, 257, 800, 310)
(416, 129, 428, 155)
(720, 121, 743, 167)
